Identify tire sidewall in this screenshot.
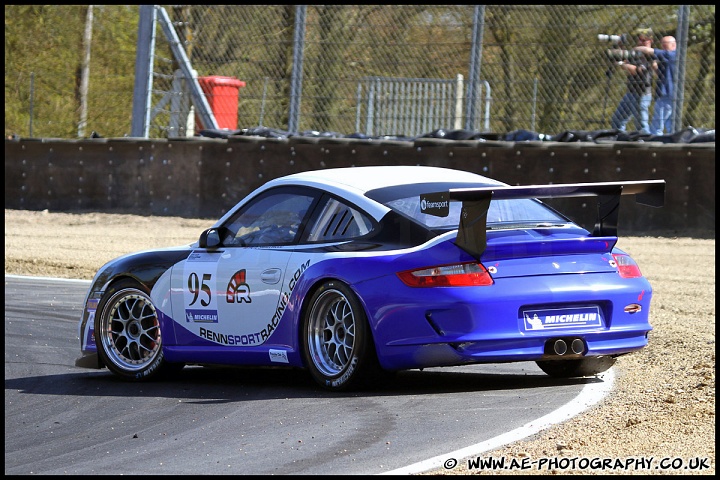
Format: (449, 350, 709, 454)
(94, 279, 166, 381)
(301, 280, 374, 391)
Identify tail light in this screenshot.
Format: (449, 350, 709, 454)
(397, 262, 494, 287)
(612, 253, 643, 278)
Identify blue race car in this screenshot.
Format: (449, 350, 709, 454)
(76, 166, 665, 391)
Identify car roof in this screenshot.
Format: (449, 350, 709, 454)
(215, 166, 504, 226)
(268, 165, 502, 194)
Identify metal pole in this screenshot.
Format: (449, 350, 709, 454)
(673, 5, 690, 132)
(465, 5, 485, 131)
(480, 80, 491, 132)
(454, 74, 464, 130)
(288, 5, 307, 133)
(355, 82, 362, 133)
(367, 79, 376, 136)
(130, 5, 156, 137)
(259, 77, 269, 127)
(78, 5, 93, 138)
(531, 78, 538, 132)
(29, 72, 34, 137)
(156, 6, 217, 131)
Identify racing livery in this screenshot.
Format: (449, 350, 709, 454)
(76, 166, 665, 391)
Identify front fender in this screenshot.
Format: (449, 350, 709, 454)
(77, 246, 194, 360)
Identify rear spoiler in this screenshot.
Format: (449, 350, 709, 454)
(421, 179, 665, 260)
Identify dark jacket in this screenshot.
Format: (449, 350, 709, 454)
(627, 53, 653, 95)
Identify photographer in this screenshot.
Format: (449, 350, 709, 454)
(607, 29, 655, 134)
(634, 35, 677, 135)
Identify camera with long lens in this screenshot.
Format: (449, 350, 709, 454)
(597, 33, 630, 47)
(604, 48, 645, 61)
(598, 33, 650, 64)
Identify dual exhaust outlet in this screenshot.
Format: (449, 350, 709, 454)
(548, 337, 585, 356)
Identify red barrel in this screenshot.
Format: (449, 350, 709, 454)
(196, 76, 246, 130)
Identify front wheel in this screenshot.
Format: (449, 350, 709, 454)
(95, 279, 180, 381)
(536, 356, 616, 378)
(301, 280, 382, 391)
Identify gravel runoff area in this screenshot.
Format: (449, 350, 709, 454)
(4, 209, 715, 475)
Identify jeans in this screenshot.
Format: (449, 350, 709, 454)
(650, 95, 674, 135)
(611, 92, 651, 134)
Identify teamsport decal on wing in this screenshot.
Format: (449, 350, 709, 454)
(523, 306, 603, 330)
(226, 269, 251, 303)
(420, 192, 450, 217)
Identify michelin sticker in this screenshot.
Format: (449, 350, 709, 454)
(523, 306, 603, 330)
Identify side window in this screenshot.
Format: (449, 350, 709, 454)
(223, 190, 315, 246)
(307, 198, 373, 242)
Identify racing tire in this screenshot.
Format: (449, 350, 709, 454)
(301, 280, 383, 391)
(95, 279, 182, 381)
(536, 356, 616, 378)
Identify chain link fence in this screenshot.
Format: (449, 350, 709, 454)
(144, 4, 716, 138)
(4, 5, 715, 139)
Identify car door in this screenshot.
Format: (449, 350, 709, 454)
(169, 187, 319, 348)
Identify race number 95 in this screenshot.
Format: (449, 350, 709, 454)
(188, 272, 212, 306)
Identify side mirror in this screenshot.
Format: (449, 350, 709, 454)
(198, 228, 225, 249)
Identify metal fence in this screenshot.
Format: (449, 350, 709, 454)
(4, 5, 715, 139)
(357, 76, 459, 137)
(351, 76, 491, 137)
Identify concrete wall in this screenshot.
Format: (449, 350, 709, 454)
(5, 137, 715, 235)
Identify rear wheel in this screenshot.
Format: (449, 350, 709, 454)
(301, 280, 382, 391)
(95, 279, 181, 381)
(536, 356, 616, 378)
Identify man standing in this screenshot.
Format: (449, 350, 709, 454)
(635, 35, 677, 135)
(609, 29, 654, 134)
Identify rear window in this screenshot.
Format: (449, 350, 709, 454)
(386, 197, 568, 229)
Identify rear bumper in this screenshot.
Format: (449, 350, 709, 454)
(376, 329, 649, 371)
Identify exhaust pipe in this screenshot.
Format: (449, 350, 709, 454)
(548, 337, 585, 356)
(553, 339, 568, 355)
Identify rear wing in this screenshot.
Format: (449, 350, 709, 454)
(421, 180, 666, 260)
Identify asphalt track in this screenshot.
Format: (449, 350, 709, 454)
(4, 275, 611, 475)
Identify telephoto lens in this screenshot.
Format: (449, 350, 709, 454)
(598, 34, 622, 43)
(605, 49, 630, 61)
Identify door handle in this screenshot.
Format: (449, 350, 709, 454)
(260, 268, 282, 284)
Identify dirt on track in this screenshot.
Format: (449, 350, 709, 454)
(4, 209, 716, 475)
